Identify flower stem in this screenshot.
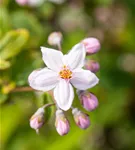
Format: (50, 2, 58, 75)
(11, 86, 34, 92)
(57, 43, 62, 51)
(42, 103, 55, 109)
(11, 86, 56, 105)
(36, 129, 39, 134)
(71, 106, 74, 109)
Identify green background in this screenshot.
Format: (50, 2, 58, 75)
(0, 0, 135, 150)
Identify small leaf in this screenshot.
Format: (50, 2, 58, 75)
(0, 29, 29, 60)
(2, 82, 16, 94)
(0, 7, 11, 39)
(11, 11, 47, 47)
(0, 30, 18, 51)
(0, 59, 10, 70)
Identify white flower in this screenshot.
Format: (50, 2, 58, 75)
(28, 43, 99, 111)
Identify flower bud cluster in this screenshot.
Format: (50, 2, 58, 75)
(55, 108, 91, 136)
(29, 32, 100, 136)
(82, 37, 100, 73)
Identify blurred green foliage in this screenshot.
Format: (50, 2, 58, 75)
(0, 0, 135, 150)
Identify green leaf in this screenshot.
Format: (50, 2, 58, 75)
(0, 29, 29, 60)
(0, 93, 8, 104)
(39, 2, 55, 19)
(9, 50, 43, 86)
(0, 98, 33, 148)
(0, 7, 11, 39)
(0, 59, 10, 70)
(0, 30, 18, 51)
(11, 11, 47, 47)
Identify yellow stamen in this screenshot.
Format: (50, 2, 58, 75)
(59, 66, 72, 79)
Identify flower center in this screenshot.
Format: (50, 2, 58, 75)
(59, 66, 72, 79)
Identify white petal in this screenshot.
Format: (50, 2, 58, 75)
(54, 79, 74, 111)
(63, 43, 86, 70)
(28, 68, 58, 91)
(41, 47, 63, 72)
(70, 69, 99, 90)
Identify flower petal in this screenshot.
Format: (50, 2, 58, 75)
(41, 47, 63, 72)
(54, 79, 74, 111)
(63, 43, 86, 70)
(70, 69, 99, 90)
(28, 68, 58, 91)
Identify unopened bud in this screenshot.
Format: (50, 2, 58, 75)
(85, 60, 100, 73)
(78, 91, 98, 111)
(48, 32, 62, 46)
(30, 108, 44, 133)
(55, 109, 70, 136)
(72, 108, 90, 129)
(82, 37, 100, 54)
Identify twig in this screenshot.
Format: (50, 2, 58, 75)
(42, 103, 55, 109)
(57, 43, 62, 51)
(11, 86, 34, 92)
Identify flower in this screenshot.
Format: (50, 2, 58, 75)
(72, 108, 90, 129)
(84, 60, 100, 73)
(82, 38, 100, 54)
(77, 90, 99, 111)
(55, 109, 70, 136)
(30, 108, 45, 132)
(28, 43, 99, 111)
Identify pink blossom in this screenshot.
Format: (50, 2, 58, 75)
(72, 108, 90, 129)
(82, 37, 100, 54)
(30, 108, 44, 132)
(79, 91, 99, 111)
(55, 110, 70, 136)
(85, 60, 100, 73)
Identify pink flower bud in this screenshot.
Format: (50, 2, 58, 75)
(30, 108, 44, 132)
(78, 91, 98, 111)
(55, 110, 70, 136)
(82, 38, 100, 54)
(48, 32, 62, 46)
(72, 108, 90, 129)
(85, 60, 100, 73)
